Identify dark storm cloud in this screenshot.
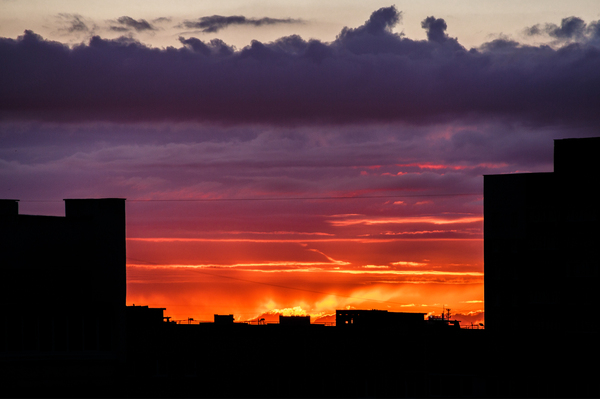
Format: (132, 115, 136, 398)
(180, 15, 302, 33)
(1, 6, 600, 126)
(111, 16, 156, 32)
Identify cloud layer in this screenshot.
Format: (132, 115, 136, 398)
(2, 6, 599, 126)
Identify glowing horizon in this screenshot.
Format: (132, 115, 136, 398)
(125, 217, 485, 325)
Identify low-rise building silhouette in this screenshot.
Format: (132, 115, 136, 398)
(214, 314, 234, 324)
(336, 309, 426, 330)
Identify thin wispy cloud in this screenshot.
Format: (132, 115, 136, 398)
(111, 16, 156, 32)
(57, 13, 91, 33)
(180, 15, 303, 33)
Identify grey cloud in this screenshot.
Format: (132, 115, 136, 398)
(152, 17, 172, 24)
(341, 5, 401, 37)
(526, 16, 587, 40)
(478, 38, 520, 52)
(178, 36, 235, 56)
(112, 16, 156, 32)
(546, 16, 586, 39)
(421, 16, 448, 43)
(180, 15, 302, 33)
(58, 13, 90, 33)
(109, 26, 130, 33)
(587, 21, 600, 43)
(55, 14, 100, 38)
(420, 16, 464, 53)
(524, 25, 541, 36)
(334, 6, 404, 55)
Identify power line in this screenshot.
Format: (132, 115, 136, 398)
(16, 192, 481, 203)
(127, 193, 481, 202)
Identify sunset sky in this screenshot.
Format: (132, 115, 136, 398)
(2, 1, 599, 325)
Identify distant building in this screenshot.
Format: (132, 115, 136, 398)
(0, 198, 126, 357)
(426, 314, 461, 329)
(484, 138, 600, 333)
(214, 314, 234, 325)
(336, 309, 426, 329)
(127, 305, 168, 327)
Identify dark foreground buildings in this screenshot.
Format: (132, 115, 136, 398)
(2, 147, 599, 399)
(482, 137, 599, 397)
(484, 137, 600, 333)
(0, 199, 127, 394)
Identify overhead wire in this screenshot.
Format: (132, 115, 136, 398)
(18, 192, 482, 203)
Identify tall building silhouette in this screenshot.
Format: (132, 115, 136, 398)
(484, 137, 599, 333)
(0, 198, 126, 357)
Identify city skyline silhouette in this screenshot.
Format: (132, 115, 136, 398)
(2, 2, 600, 396)
(1, 137, 599, 398)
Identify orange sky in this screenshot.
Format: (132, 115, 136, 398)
(125, 198, 485, 326)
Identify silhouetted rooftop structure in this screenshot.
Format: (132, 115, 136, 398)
(127, 305, 168, 327)
(484, 137, 600, 333)
(214, 314, 234, 324)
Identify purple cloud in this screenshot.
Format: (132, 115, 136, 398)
(1, 6, 599, 127)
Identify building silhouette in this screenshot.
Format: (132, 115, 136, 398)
(336, 309, 426, 330)
(213, 314, 235, 325)
(484, 137, 600, 333)
(0, 198, 127, 394)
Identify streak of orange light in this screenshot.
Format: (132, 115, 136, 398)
(328, 216, 483, 226)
